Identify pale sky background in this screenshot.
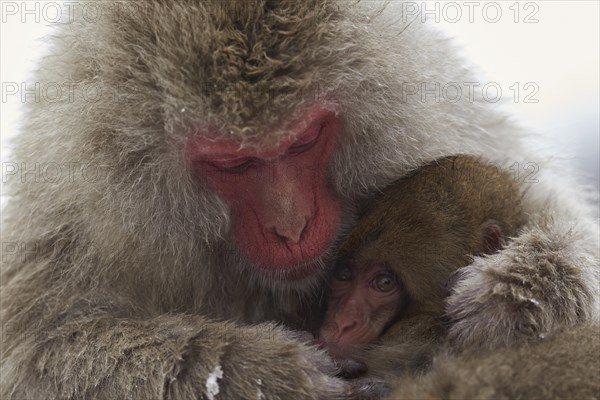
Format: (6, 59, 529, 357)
(436, 0, 599, 186)
(1, 1, 599, 207)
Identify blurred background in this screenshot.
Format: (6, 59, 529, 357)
(1, 1, 599, 208)
(437, 0, 599, 188)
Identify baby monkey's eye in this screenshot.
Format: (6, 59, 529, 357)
(373, 273, 396, 292)
(333, 265, 352, 281)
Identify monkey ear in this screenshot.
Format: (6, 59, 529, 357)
(477, 220, 506, 255)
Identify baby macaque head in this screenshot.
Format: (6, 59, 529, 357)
(319, 156, 527, 351)
(320, 220, 506, 350)
(321, 258, 407, 349)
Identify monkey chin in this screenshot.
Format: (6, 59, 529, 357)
(237, 239, 340, 294)
(255, 253, 333, 292)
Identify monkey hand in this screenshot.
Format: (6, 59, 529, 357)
(313, 340, 369, 379)
(167, 321, 386, 400)
(334, 357, 369, 379)
(445, 222, 597, 350)
(333, 360, 393, 400)
(334, 363, 393, 400)
(310, 338, 393, 399)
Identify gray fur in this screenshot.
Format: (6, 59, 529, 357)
(390, 323, 600, 400)
(1, 0, 598, 398)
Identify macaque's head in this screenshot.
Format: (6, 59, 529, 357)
(41, 0, 425, 290)
(135, 0, 404, 284)
(167, 2, 418, 283)
(178, 3, 353, 281)
(320, 219, 507, 349)
(318, 156, 519, 350)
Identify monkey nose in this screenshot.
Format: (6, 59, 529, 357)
(336, 318, 359, 339)
(272, 218, 307, 244)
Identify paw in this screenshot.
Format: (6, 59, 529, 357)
(187, 325, 367, 400)
(445, 251, 553, 350)
(334, 358, 368, 379)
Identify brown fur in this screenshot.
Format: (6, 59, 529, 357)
(390, 323, 600, 400)
(338, 155, 527, 319)
(1, 0, 598, 399)
(334, 157, 598, 399)
(327, 155, 526, 376)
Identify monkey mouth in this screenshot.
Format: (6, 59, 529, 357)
(253, 211, 353, 283)
(238, 214, 341, 276)
(322, 329, 374, 350)
(281, 260, 325, 281)
(259, 257, 328, 282)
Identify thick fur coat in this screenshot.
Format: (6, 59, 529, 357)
(2, 1, 598, 399)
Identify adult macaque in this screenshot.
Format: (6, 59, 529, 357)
(1, 1, 598, 399)
(320, 156, 527, 355)
(388, 323, 600, 399)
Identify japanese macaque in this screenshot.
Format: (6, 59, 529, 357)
(320, 156, 600, 400)
(319, 155, 526, 366)
(1, 1, 598, 399)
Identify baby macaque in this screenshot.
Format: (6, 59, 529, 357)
(319, 155, 527, 371)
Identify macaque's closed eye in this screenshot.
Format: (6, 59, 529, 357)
(287, 124, 323, 155)
(208, 158, 259, 173)
(208, 123, 324, 173)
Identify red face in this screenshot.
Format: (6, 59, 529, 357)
(187, 106, 342, 279)
(320, 260, 404, 349)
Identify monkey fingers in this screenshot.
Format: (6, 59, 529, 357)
(347, 379, 393, 400)
(334, 358, 368, 379)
